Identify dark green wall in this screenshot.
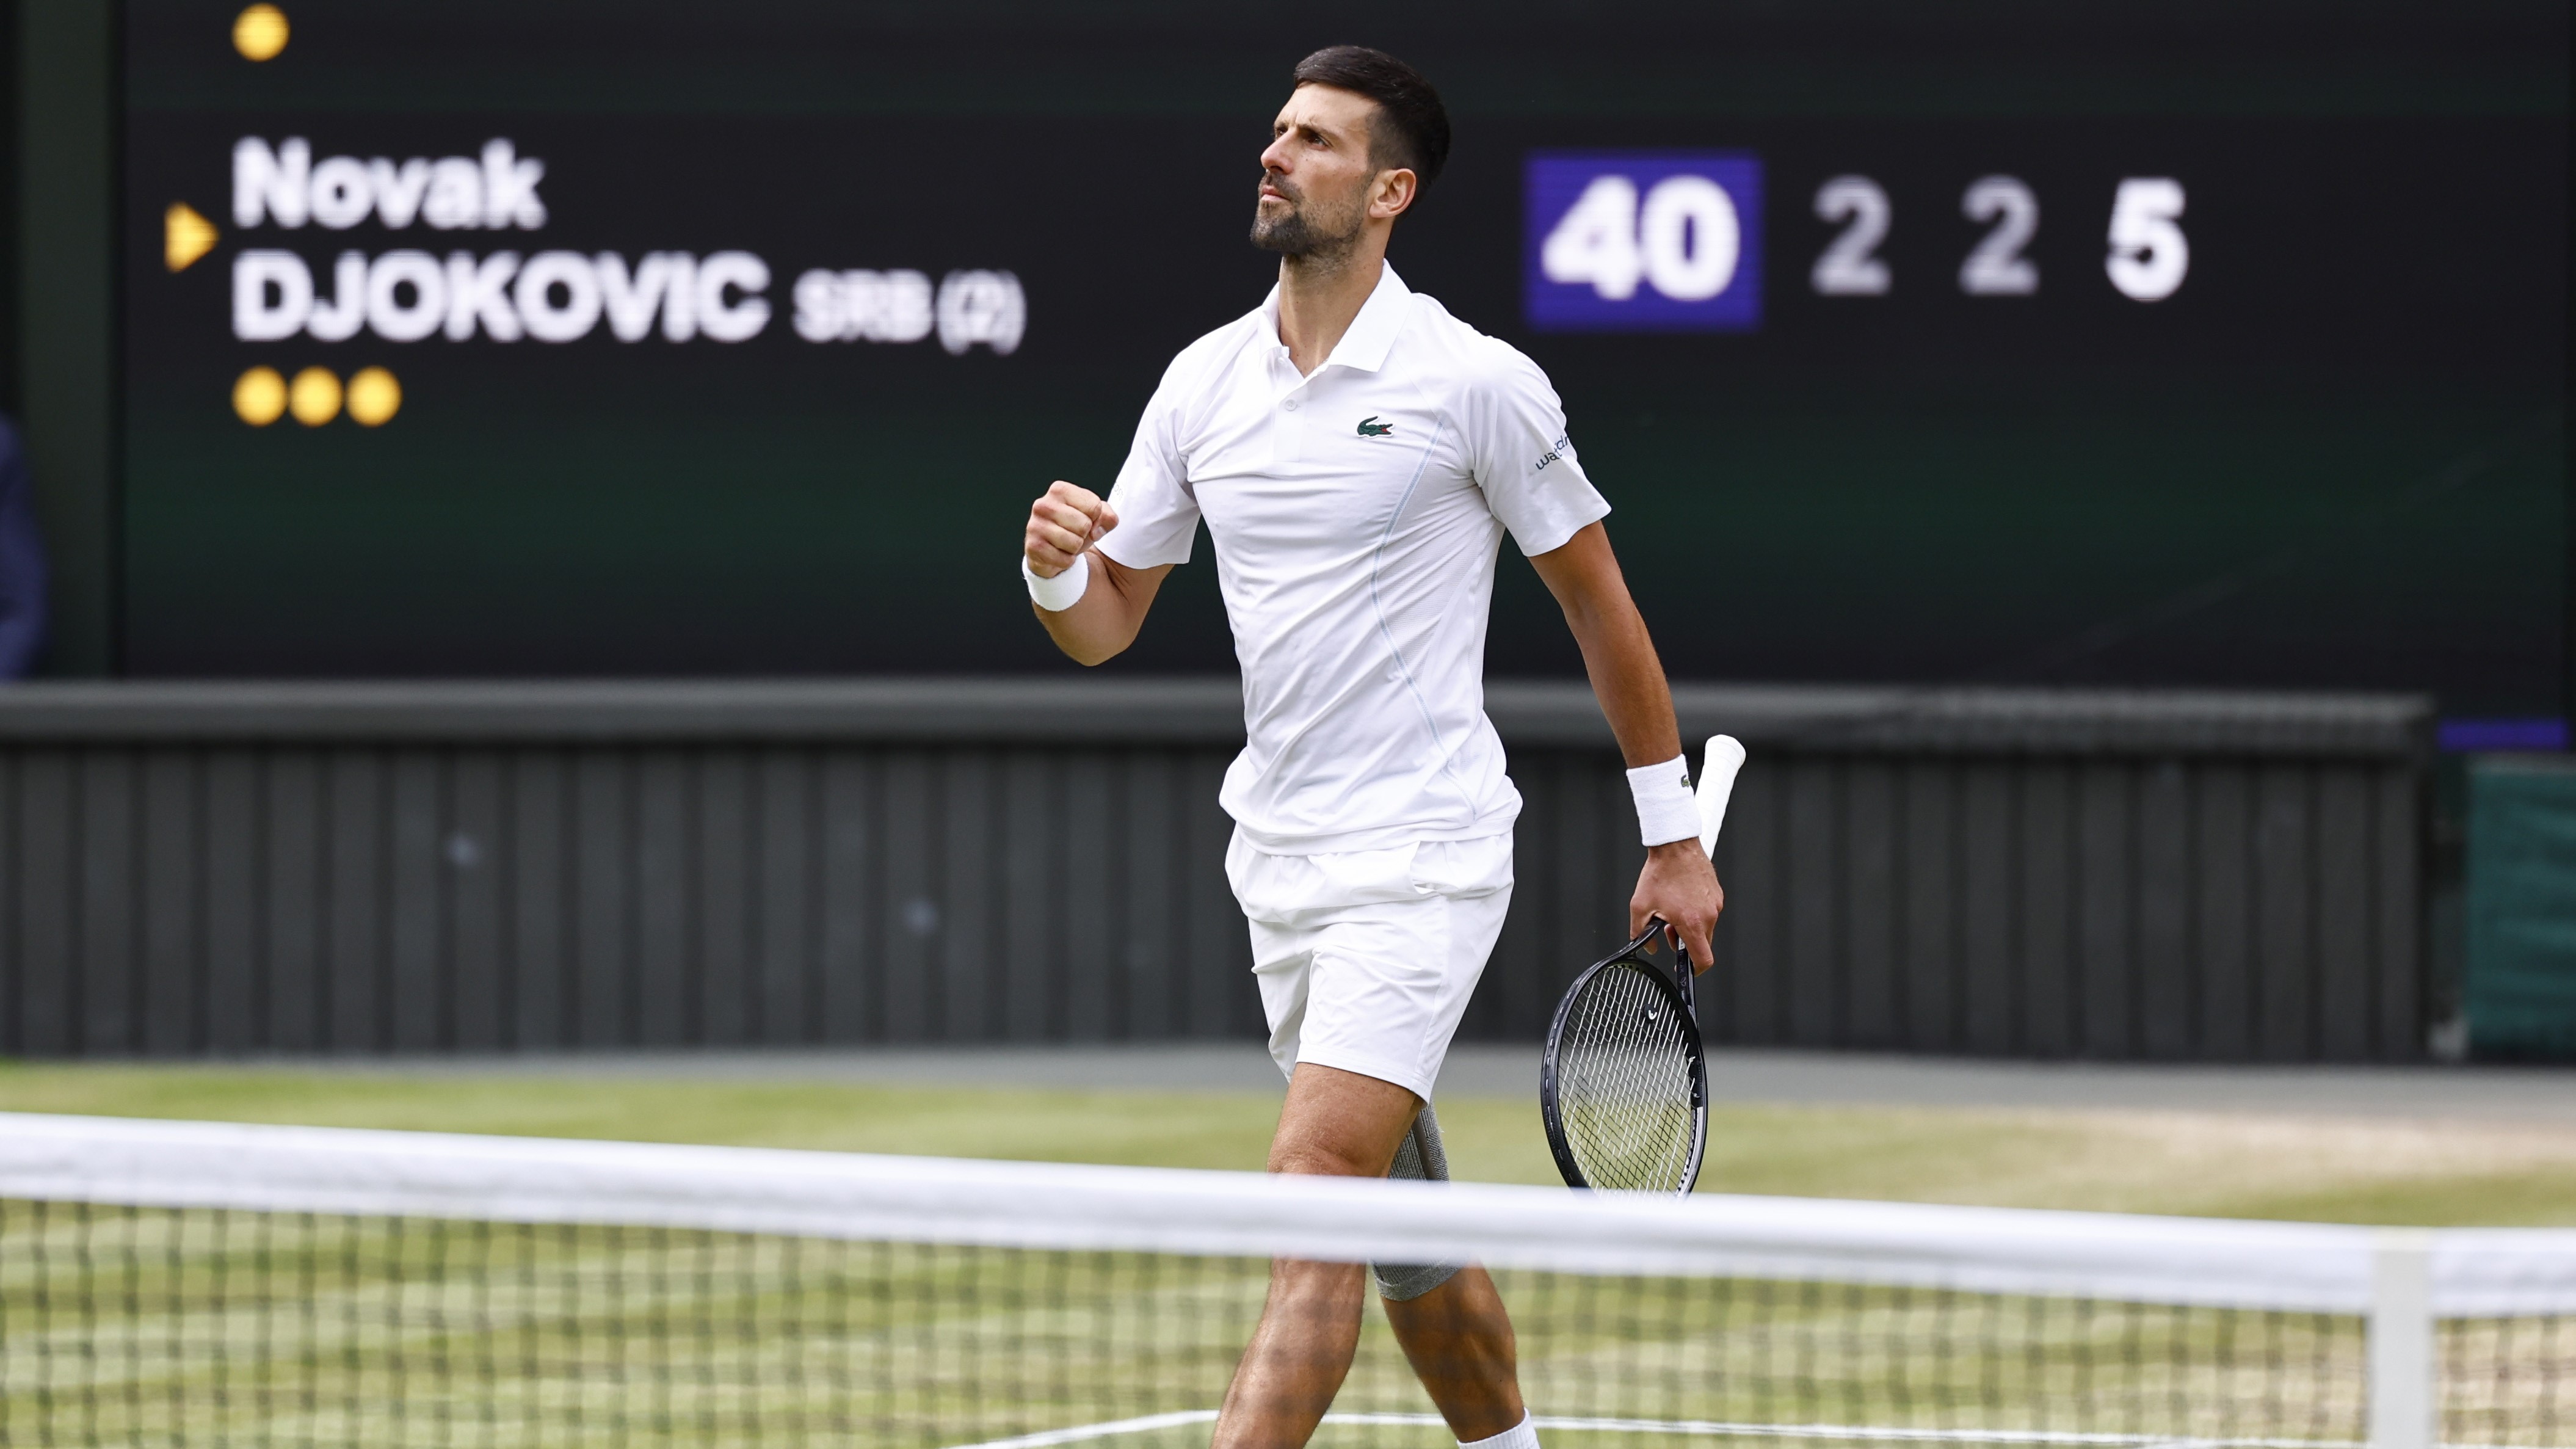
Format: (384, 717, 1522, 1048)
(0, 0, 15, 416)
(18, 0, 114, 675)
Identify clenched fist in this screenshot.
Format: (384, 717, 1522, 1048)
(1025, 481, 1119, 578)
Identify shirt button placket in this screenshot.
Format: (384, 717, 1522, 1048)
(1275, 390, 1305, 464)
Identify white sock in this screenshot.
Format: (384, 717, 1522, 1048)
(1459, 1412, 1539, 1449)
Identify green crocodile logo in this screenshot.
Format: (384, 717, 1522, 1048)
(1356, 415, 1395, 437)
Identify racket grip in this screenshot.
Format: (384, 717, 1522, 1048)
(1639, 914, 1699, 1009)
(1697, 735, 1746, 859)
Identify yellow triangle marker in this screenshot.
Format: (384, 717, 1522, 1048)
(165, 202, 219, 272)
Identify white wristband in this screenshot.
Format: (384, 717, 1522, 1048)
(1022, 552, 1090, 612)
(1627, 754, 1701, 847)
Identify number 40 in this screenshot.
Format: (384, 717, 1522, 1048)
(1811, 175, 2188, 302)
(1540, 174, 1746, 302)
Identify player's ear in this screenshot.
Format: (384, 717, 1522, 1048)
(1373, 167, 1418, 221)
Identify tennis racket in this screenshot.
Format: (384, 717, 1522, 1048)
(1539, 735, 1745, 1194)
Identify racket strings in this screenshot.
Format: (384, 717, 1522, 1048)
(1556, 959, 1700, 1193)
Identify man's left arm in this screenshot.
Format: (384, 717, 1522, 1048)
(1527, 520, 1724, 970)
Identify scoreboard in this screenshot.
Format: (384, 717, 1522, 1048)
(122, 1, 2566, 712)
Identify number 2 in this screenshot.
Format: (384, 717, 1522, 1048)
(1959, 175, 2038, 296)
(1811, 176, 1891, 296)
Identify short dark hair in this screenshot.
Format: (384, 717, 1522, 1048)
(1290, 45, 1451, 194)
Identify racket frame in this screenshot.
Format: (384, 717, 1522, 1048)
(1537, 919, 1710, 1194)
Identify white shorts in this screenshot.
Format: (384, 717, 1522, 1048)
(1226, 829, 1515, 1102)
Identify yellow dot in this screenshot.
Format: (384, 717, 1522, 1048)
(233, 366, 285, 426)
(233, 4, 288, 60)
(288, 366, 341, 426)
(345, 366, 402, 426)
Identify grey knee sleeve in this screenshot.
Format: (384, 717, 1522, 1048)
(1373, 1103, 1465, 1302)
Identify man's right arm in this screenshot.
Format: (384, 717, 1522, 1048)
(1023, 479, 1172, 666)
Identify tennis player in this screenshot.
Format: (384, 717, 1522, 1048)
(1018, 45, 1722, 1449)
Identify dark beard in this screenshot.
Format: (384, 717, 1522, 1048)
(1250, 185, 1360, 260)
(1249, 209, 1321, 255)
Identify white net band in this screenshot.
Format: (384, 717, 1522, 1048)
(1, 1111, 2569, 1316)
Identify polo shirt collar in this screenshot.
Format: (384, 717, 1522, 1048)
(1258, 261, 1413, 376)
(1329, 263, 1411, 372)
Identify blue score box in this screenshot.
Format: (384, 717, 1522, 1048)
(1523, 152, 1765, 333)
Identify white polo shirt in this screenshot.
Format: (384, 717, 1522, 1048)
(1097, 263, 1611, 855)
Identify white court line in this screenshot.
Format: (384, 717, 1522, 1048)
(941, 1413, 2400, 1449)
(1531, 1423, 2365, 1449)
(1342, 1420, 2365, 1448)
(943, 1409, 1219, 1449)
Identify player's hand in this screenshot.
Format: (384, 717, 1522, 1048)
(1025, 481, 1118, 579)
(1631, 840, 1723, 975)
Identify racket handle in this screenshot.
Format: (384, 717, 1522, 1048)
(1639, 913, 1699, 1010)
(1696, 735, 1746, 859)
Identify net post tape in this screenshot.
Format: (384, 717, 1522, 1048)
(0, 1111, 2569, 1316)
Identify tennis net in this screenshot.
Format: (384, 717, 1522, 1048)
(0, 1111, 2569, 1449)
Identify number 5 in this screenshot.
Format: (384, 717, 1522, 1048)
(2106, 178, 2188, 301)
